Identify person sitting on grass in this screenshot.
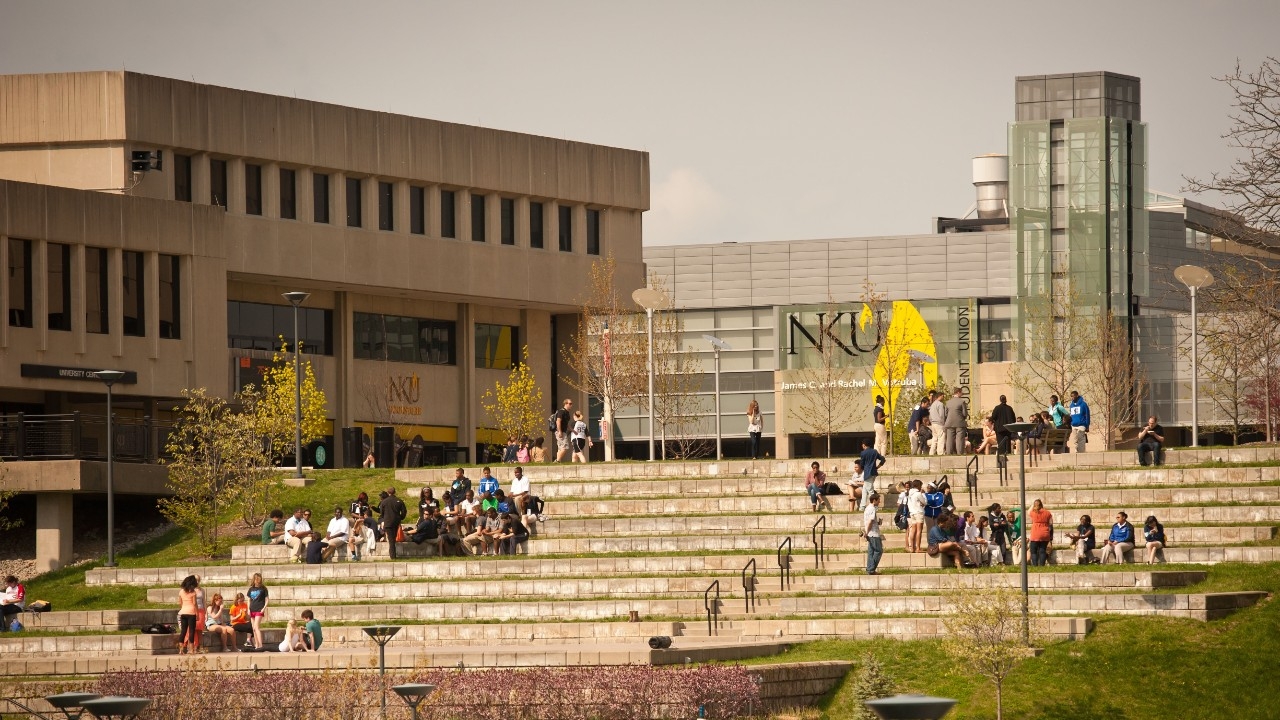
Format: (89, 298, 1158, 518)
(1099, 511, 1136, 564)
(349, 508, 376, 561)
(1, 575, 26, 632)
(927, 513, 971, 568)
(410, 506, 445, 556)
(261, 509, 286, 545)
(459, 489, 480, 535)
(321, 506, 350, 562)
(301, 609, 323, 651)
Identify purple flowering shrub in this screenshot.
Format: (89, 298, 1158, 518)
(96, 663, 759, 720)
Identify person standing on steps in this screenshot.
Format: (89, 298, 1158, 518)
(872, 395, 888, 455)
(908, 396, 930, 456)
(379, 487, 406, 560)
(746, 399, 763, 460)
(554, 398, 574, 462)
(943, 388, 968, 455)
(1068, 390, 1091, 453)
(928, 390, 946, 455)
(858, 439, 886, 511)
(991, 395, 1017, 455)
(863, 492, 884, 575)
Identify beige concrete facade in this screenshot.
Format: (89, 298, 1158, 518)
(0, 70, 648, 570)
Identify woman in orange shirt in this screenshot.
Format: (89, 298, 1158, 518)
(228, 593, 252, 650)
(1027, 499, 1054, 567)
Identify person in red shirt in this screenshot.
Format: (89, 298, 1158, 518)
(0, 576, 24, 631)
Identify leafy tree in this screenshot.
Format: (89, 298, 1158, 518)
(640, 275, 711, 460)
(560, 253, 647, 461)
(942, 582, 1043, 720)
(1088, 311, 1148, 450)
(161, 388, 279, 557)
(849, 653, 898, 720)
(481, 345, 546, 455)
(1009, 288, 1095, 412)
(248, 339, 328, 464)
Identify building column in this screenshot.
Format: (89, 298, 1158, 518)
(35, 493, 74, 573)
(191, 155, 211, 208)
(145, 251, 160, 359)
(514, 197, 531, 248)
(264, 162, 281, 218)
(394, 181, 411, 235)
(227, 158, 246, 214)
(458, 303, 476, 461)
(71, 243, 87, 355)
(33, 239, 49, 351)
(458, 190, 473, 243)
(298, 168, 315, 223)
(333, 290, 353, 467)
(773, 377, 791, 460)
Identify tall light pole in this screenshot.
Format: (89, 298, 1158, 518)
(362, 625, 402, 719)
(1175, 266, 1214, 447)
(703, 334, 732, 460)
(1005, 421, 1035, 646)
(282, 291, 310, 478)
(632, 287, 668, 462)
(93, 370, 126, 568)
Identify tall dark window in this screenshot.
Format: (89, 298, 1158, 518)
(475, 323, 519, 369)
(471, 193, 486, 242)
(159, 254, 181, 339)
(529, 202, 544, 249)
(409, 186, 425, 235)
(500, 198, 515, 245)
(7, 238, 32, 328)
(346, 177, 363, 228)
(174, 154, 192, 202)
(86, 247, 108, 334)
(122, 250, 145, 337)
(558, 205, 573, 252)
(280, 168, 297, 219)
(210, 159, 227, 208)
(441, 189, 456, 238)
(227, 300, 333, 354)
(378, 181, 394, 231)
(586, 209, 601, 256)
(245, 164, 262, 215)
(313, 173, 330, 223)
(47, 242, 71, 331)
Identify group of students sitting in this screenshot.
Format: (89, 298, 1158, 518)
(398, 467, 547, 558)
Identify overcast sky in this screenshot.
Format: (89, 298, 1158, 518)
(2, 0, 1276, 246)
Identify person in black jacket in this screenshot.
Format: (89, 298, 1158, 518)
(991, 395, 1017, 455)
(378, 487, 406, 559)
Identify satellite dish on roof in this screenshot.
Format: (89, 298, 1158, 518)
(703, 334, 732, 351)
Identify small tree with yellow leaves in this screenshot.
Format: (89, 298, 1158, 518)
(248, 339, 329, 465)
(942, 582, 1044, 720)
(481, 346, 546, 456)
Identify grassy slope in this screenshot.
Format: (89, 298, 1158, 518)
(748, 561, 1280, 720)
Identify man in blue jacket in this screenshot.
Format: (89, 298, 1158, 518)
(1068, 390, 1091, 453)
(922, 482, 946, 534)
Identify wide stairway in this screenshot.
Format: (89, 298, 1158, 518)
(2, 447, 1277, 676)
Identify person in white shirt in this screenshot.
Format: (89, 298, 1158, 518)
(961, 510, 991, 566)
(571, 411, 590, 463)
(905, 480, 927, 553)
(322, 506, 350, 562)
(283, 508, 313, 563)
(863, 492, 884, 575)
(509, 466, 537, 537)
(459, 489, 480, 535)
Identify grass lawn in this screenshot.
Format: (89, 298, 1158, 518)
(746, 561, 1280, 719)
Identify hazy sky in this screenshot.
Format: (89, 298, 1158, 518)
(2, 1, 1276, 246)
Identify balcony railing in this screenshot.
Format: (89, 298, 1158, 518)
(0, 412, 176, 464)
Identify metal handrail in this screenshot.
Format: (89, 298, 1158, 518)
(0, 412, 175, 463)
(996, 450, 1009, 486)
(704, 579, 720, 636)
(966, 454, 981, 505)
(741, 558, 757, 613)
(811, 514, 826, 568)
(777, 536, 792, 590)
(0, 698, 56, 720)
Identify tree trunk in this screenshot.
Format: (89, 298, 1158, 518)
(603, 394, 616, 462)
(995, 680, 1003, 720)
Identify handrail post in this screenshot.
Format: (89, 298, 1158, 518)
(704, 579, 720, 636)
(811, 514, 826, 568)
(741, 558, 757, 613)
(967, 454, 981, 505)
(777, 537, 792, 590)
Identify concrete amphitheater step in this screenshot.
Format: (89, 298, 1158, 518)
(527, 486, 1280, 517)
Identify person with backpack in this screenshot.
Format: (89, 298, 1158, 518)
(553, 399, 574, 462)
(379, 487, 407, 560)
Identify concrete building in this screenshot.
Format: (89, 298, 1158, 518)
(0, 70, 648, 569)
(623, 72, 1277, 460)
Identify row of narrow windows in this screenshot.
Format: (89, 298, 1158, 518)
(174, 155, 601, 255)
